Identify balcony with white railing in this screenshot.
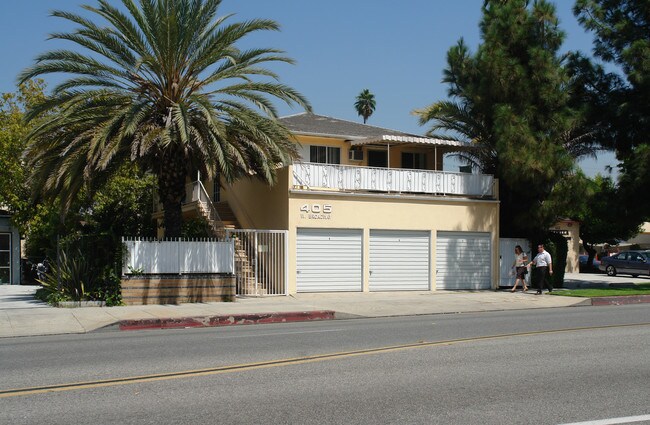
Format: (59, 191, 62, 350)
(291, 163, 495, 198)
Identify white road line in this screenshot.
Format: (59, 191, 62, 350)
(212, 328, 346, 339)
(559, 414, 650, 425)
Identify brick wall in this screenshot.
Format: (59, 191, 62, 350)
(121, 274, 235, 305)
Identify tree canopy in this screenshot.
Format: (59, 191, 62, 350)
(574, 0, 650, 155)
(20, 0, 310, 238)
(0, 80, 46, 228)
(416, 0, 592, 239)
(564, 174, 642, 262)
(567, 0, 650, 234)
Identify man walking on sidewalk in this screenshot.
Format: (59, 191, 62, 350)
(528, 244, 553, 294)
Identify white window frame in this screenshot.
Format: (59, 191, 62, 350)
(0, 233, 11, 284)
(310, 145, 341, 164)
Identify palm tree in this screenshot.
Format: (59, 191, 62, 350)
(19, 0, 310, 238)
(354, 89, 375, 124)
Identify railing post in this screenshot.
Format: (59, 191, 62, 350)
(177, 237, 181, 275)
(283, 230, 289, 296)
(230, 237, 235, 275)
(254, 231, 259, 295)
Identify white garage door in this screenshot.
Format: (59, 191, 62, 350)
(369, 230, 430, 291)
(436, 232, 492, 290)
(296, 228, 362, 292)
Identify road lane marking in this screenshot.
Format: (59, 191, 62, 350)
(558, 414, 650, 424)
(1, 322, 649, 398)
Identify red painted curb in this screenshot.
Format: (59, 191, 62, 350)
(591, 295, 650, 306)
(119, 310, 336, 331)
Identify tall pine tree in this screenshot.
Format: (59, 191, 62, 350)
(572, 0, 650, 223)
(416, 0, 590, 239)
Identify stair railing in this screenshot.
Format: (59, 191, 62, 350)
(193, 180, 226, 239)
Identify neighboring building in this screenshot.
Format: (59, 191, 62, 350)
(0, 210, 21, 285)
(550, 219, 580, 273)
(155, 113, 501, 294)
(626, 222, 650, 249)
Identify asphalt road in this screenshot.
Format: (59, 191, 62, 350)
(1, 305, 649, 425)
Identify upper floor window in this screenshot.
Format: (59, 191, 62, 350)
(310, 146, 340, 164)
(401, 152, 426, 169)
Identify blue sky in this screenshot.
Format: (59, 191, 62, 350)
(0, 0, 617, 177)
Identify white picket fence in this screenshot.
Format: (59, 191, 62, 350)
(122, 237, 235, 275)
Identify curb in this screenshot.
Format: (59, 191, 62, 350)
(590, 295, 650, 306)
(118, 310, 336, 331)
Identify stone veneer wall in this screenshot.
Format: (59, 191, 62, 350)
(121, 274, 235, 305)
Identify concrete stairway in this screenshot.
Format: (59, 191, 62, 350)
(233, 236, 267, 296)
(196, 200, 265, 295)
(214, 202, 240, 229)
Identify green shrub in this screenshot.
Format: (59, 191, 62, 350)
(37, 248, 96, 301)
(530, 234, 567, 289)
(90, 269, 124, 306)
(547, 232, 568, 288)
(36, 245, 125, 306)
(181, 217, 213, 238)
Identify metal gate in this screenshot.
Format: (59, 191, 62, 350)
(226, 229, 288, 296)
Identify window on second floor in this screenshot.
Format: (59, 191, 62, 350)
(401, 152, 426, 170)
(310, 146, 341, 164)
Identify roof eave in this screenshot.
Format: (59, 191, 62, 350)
(351, 135, 472, 148)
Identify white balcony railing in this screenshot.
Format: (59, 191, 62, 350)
(292, 163, 494, 197)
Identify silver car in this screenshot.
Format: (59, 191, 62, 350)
(598, 250, 650, 277)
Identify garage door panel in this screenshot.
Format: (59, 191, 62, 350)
(297, 229, 362, 292)
(369, 230, 430, 291)
(436, 232, 491, 290)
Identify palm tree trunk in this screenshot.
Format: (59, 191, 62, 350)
(158, 150, 187, 238)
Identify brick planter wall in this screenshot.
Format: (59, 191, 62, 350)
(121, 274, 235, 305)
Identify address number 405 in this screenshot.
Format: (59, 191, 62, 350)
(300, 204, 332, 213)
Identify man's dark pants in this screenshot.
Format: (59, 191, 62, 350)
(536, 266, 552, 292)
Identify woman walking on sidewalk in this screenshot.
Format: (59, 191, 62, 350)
(528, 244, 553, 294)
(511, 245, 528, 292)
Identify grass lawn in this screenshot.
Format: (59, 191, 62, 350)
(552, 283, 650, 297)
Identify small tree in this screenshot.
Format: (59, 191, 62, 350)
(0, 80, 46, 229)
(579, 176, 642, 258)
(354, 89, 376, 124)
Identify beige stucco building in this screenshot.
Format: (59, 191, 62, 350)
(549, 219, 581, 273)
(626, 222, 650, 249)
(158, 113, 501, 294)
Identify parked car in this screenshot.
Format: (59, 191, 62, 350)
(598, 250, 650, 277)
(578, 254, 600, 271)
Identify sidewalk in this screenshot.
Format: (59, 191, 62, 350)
(1, 273, 647, 338)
